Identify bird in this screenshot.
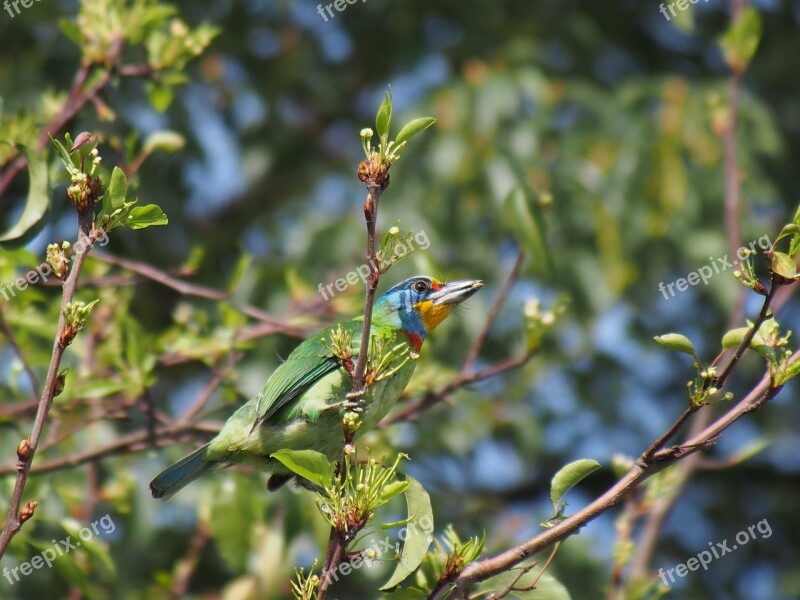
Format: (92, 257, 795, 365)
(150, 275, 483, 499)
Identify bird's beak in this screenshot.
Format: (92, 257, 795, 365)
(429, 279, 484, 306)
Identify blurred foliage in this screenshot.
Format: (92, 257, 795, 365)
(2, 0, 800, 599)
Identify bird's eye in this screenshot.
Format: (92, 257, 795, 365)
(413, 280, 429, 293)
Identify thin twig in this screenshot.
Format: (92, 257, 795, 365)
(0, 210, 95, 557)
(0, 422, 221, 477)
(382, 354, 532, 426)
(462, 249, 524, 373)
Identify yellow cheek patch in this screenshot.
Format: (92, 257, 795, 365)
(414, 300, 453, 331)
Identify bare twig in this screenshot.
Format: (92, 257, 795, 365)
(0, 422, 221, 477)
(0, 211, 96, 557)
(462, 249, 524, 373)
(381, 354, 532, 427)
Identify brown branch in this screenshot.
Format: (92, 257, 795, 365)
(462, 249, 524, 374)
(318, 155, 388, 599)
(381, 354, 531, 427)
(429, 356, 788, 599)
(91, 251, 305, 331)
(0, 422, 221, 477)
(0, 210, 95, 558)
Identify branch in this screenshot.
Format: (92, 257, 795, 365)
(430, 355, 789, 599)
(462, 249, 524, 373)
(0, 422, 221, 477)
(0, 210, 95, 558)
(381, 354, 531, 427)
(318, 154, 389, 599)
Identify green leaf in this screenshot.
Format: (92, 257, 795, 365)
(550, 459, 601, 511)
(395, 117, 436, 146)
(106, 166, 128, 212)
(126, 204, 168, 229)
(653, 333, 696, 356)
(0, 146, 49, 246)
(721, 327, 748, 350)
(721, 326, 771, 358)
(478, 569, 572, 600)
(147, 81, 174, 112)
(377, 480, 410, 507)
(142, 130, 186, 155)
(270, 449, 333, 490)
(771, 251, 797, 279)
(502, 186, 552, 275)
(718, 6, 762, 72)
(375, 90, 393, 140)
(380, 474, 434, 591)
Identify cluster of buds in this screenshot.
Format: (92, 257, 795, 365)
(524, 298, 566, 352)
(59, 300, 99, 348)
(46, 241, 71, 280)
(323, 324, 354, 376)
(67, 169, 102, 214)
(688, 366, 734, 407)
(357, 129, 391, 192)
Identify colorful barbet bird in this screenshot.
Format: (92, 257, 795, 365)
(150, 275, 483, 499)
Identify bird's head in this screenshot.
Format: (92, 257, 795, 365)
(373, 276, 483, 351)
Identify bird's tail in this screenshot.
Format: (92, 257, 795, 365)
(150, 443, 218, 500)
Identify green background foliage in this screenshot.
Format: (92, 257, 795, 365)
(1, 0, 800, 598)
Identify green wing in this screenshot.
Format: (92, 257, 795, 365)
(249, 319, 363, 431)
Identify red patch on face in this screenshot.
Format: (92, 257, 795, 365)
(430, 280, 441, 291)
(401, 330, 423, 352)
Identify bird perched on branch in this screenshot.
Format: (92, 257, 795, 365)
(150, 275, 483, 499)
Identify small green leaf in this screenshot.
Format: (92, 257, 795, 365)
(718, 5, 762, 72)
(502, 186, 552, 275)
(271, 449, 332, 490)
(771, 251, 797, 279)
(377, 480, 410, 507)
(721, 327, 748, 350)
(106, 167, 128, 212)
(653, 333, 696, 356)
(126, 204, 168, 229)
(0, 146, 49, 246)
(380, 474, 434, 591)
(395, 117, 436, 146)
(721, 326, 772, 358)
(375, 90, 393, 140)
(550, 459, 601, 511)
(142, 130, 185, 155)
